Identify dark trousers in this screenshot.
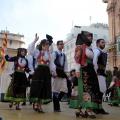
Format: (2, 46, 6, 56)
(100, 92, 103, 108)
(53, 92, 65, 110)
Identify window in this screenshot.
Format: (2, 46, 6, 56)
(67, 33, 74, 41)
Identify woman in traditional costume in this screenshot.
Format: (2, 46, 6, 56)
(74, 31, 101, 119)
(28, 38, 52, 113)
(4, 48, 30, 110)
(108, 68, 120, 106)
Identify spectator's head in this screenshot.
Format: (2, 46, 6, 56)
(69, 70, 72, 77)
(71, 69, 75, 76)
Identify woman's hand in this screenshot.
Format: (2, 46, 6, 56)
(34, 33, 39, 43)
(76, 72, 80, 78)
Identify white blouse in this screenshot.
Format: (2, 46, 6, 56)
(18, 57, 27, 67)
(27, 41, 50, 61)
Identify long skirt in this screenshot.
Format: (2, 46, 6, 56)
(29, 65, 52, 103)
(110, 84, 120, 104)
(70, 61, 101, 109)
(4, 71, 27, 102)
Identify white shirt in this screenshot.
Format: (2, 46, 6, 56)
(50, 50, 68, 74)
(93, 48, 101, 73)
(27, 55, 37, 72)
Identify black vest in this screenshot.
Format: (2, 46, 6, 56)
(97, 48, 107, 77)
(54, 51, 67, 78)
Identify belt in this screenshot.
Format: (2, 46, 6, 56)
(38, 63, 48, 66)
(15, 70, 24, 73)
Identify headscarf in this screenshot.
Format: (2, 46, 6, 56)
(17, 48, 27, 58)
(76, 31, 93, 46)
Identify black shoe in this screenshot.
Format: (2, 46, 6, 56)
(99, 109, 109, 114)
(75, 111, 87, 118)
(108, 103, 112, 106)
(54, 109, 61, 112)
(21, 102, 26, 106)
(85, 111, 96, 119)
(16, 107, 21, 110)
(92, 109, 100, 114)
(112, 104, 119, 106)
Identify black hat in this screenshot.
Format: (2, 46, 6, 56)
(46, 34, 53, 44)
(76, 31, 93, 46)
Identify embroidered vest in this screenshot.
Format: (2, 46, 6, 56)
(37, 51, 49, 65)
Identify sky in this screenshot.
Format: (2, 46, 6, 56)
(0, 0, 108, 47)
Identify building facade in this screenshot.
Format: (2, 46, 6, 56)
(103, 0, 120, 70)
(64, 23, 109, 72)
(0, 30, 25, 101)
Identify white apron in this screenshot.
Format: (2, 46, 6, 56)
(98, 75, 107, 93)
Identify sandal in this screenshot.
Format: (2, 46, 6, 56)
(75, 110, 87, 118)
(85, 110, 96, 119)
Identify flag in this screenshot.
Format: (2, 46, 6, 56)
(0, 33, 7, 74)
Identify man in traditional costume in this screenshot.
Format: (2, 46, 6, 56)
(93, 39, 109, 114)
(50, 40, 68, 112)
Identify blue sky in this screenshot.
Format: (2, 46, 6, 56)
(0, 0, 108, 46)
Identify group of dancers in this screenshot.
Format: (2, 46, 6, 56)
(3, 31, 120, 119)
